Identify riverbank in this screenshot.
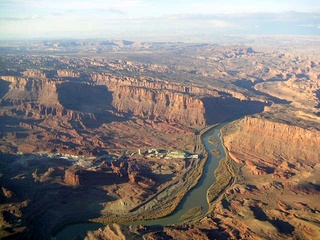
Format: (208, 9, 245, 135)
(88, 126, 219, 223)
(206, 126, 242, 212)
(54, 124, 228, 238)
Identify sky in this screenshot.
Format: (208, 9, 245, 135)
(0, 0, 319, 41)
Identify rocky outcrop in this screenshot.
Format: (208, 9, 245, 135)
(85, 224, 126, 240)
(127, 161, 155, 187)
(1, 187, 14, 199)
(64, 160, 154, 187)
(22, 69, 47, 79)
(113, 86, 206, 126)
(224, 116, 320, 168)
(64, 167, 122, 186)
(0, 77, 100, 124)
(90, 73, 264, 126)
(64, 166, 120, 186)
(1, 76, 28, 83)
(0, 76, 59, 106)
(91, 73, 220, 96)
(5, 102, 95, 122)
(1, 73, 265, 130)
(64, 168, 81, 186)
(57, 70, 80, 78)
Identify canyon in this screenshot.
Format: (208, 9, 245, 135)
(0, 39, 319, 239)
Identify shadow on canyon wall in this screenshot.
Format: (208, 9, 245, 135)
(315, 89, 320, 116)
(233, 79, 291, 105)
(202, 97, 268, 125)
(316, 89, 320, 108)
(57, 83, 113, 113)
(249, 205, 295, 235)
(0, 79, 10, 99)
(57, 82, 130, 128)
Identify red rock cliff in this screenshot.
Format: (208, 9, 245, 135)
(57, 70, 80, 78)
(1, 76, 59, 106)
(91, 73, 220, 96)
(112, 86, 206, 126)
(224, 116, 320, 167)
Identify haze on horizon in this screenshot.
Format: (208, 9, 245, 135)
(0, 0, 320, 41)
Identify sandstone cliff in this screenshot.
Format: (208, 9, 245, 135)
(22, 69, 47, 79)
(0, 76, 59, 107)
(224, 116, 320, 169)
(57, 70, 80, 78)
(91, 73, 220, 96)
(113, 86, 206, 126)
(0, 74, 265, 128)
(0, 76, 103, 122)
(64, 160, 154, 187)
(91, 73, 263, 126)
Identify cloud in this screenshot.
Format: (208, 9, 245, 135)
(297, 24, 317, 28)
(0, 15, 40, 21)
(208, 20, 233, 28)
(17, 0, 148, 11)
(1, 4, 319, 40)
(100, 8, 126, 15)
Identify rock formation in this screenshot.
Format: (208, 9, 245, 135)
(224, 116, 320, 169)
(0, 76, 59, 107)
(22, 69, 47, 79)
(57, 70, 80, 78)
(112, 86, 206, 126)
(64, 160, 154, 187)
(91, 72, 220, 96)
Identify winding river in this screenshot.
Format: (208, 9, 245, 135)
(55, 124, 227, 239)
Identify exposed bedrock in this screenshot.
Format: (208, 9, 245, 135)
(22, 69, 47, 79)
(64, 167, 127, 186)
(57, 70, 80, 78)
(91, 73, 220, 96)
(224, 116, 320, 167)
(91, 73, 267, 126)
(64, 160, 154, 187)
(14, 102, 95, 121)
(1, 74, 268, 129)
(0, 76, 59, 106)
(112, 86, 207, 126)
(112, 86, 267, 127)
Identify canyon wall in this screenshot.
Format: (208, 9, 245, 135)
(14, 102, 96, 121)
(91, 73, 220, 96)
(1, 73, 267, 129)
(57, 70, 80, 78)
(0, 77, 99, 124)
(113, 86, 206, 126)
(22, 69, 47, 79)
(64, 161, 153, 187)
(91, 73, 264, 126)
(0, 76, 59, 107)
(224, 116, 320, 168)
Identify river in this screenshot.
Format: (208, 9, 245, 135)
(55, 124, 226, 239)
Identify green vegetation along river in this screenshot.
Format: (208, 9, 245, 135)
(55, 124, 227, 239)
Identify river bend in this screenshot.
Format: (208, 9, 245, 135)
(56, 124, 226, 239)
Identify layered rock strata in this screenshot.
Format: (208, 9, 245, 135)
(224, 116, 320, 169)
(112, 86, 206, 126)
